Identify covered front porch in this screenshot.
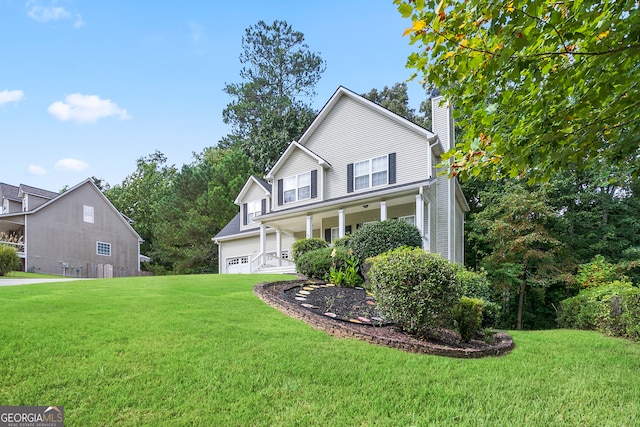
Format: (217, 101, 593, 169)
(254, 183, 435, 269)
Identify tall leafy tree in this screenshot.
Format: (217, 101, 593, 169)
(105, 151, 176, 256)
(396, 0, 640, 182)
(221, 20, 326, 172)
(151, 148, 255, 273)
(468, 181, 566, 329)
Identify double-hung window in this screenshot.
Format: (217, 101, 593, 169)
(246, 200, 262, 224)
(283, 172, 311, 204)
(354, 155, 388, 191)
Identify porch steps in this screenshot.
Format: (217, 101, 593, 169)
(255, 265, 297, 275)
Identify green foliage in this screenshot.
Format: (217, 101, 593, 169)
(295, 247, 333, 281)
(452, 265, 499, 328)
(396, 0, 640, 183)
(368, 247, 462, 337)
(0, 245, 21, 276)
(221, 20, 325, 172)
(329, 249, 362, 287)
(467, 181, 565, 329)
(454, 297, 484, 342)
(152, 147, 255, 273)
(291, 238, 329, 263)
(362, 82, 432, 129)
(350, 220, 422, 263)
(558, 281, 640, 340)
(576, 255, 627, 288)
(331, 235, 352, 249)
(105, 151, 177, 256)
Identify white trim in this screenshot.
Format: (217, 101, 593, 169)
(265, 141, 330, 180)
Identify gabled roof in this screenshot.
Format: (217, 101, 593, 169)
(4, 178, 143, 242)
(265, 141, 331, 180)
(297, 86, 437, 146)
(234, 175, 272, 205)
(18, 184, 59, 200)
(0, 183, 21, 201)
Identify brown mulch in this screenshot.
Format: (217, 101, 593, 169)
(254, 279, 514, 358)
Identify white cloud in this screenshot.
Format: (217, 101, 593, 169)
(54, 158, 89, 172)
(26, 1, 84, 29)
(28, 164, 47, 175)
(0, 90, 25, 106)
(48, 93, 131, 123)
(27, 4, 70, 23)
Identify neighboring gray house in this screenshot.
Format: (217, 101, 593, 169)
(213, 86, 469, 274)
(0, 179, 142, 277)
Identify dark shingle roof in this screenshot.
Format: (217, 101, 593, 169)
(19, 184, 59, 200)
(214, 213, 262, 240)
(253, 176, 272, 193)
(0, 183, 21, 201)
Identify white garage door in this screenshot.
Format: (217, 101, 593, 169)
(226, 256, 250, 274)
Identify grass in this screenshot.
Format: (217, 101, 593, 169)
(1, 274, 639, 426)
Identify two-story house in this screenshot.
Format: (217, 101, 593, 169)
(0, 178, 142, 277)
(214, 86, 469, 274)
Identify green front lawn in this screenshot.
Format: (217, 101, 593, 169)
(1, 275, 638, 426)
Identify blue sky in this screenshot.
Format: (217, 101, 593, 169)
(1, 0, 427, 192)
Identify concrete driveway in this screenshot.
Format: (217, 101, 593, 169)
(0, 278, 92, 287)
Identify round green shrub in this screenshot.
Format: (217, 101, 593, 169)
(350, 220, 422, 263)
(368, 247, 462, 337)
(454, 297, 484, 342)
(0, 245, 21, 276)
(331, 235, 352, 249)
(558, 280, 640, 340)
(291, 238, 329, 262)
(296, 247, 352, 281)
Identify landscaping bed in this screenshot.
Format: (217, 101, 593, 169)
(254, 279, 514, 358)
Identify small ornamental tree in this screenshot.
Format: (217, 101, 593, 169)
(0, 245, 21, 276)
(368, 247, 462, 337)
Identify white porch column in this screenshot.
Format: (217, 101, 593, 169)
(259, 224, 267, 268)
(305, 215, 313, 239)
(415, 194, 425, 249)
(338, 209, 345, 238)
(380, 201, 387, 221)
(276, 229, 282, 267)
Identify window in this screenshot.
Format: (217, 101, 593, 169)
(227, 256, 248, 266)
(354, 155, 388, 191)
(84, 205, 94, 223)
(331, 227, 339, 243)
(97, 241, 111, 256)
(283, 172, 311, 204)
(246, 200, 262, 224)
(399, 215, 415, 226)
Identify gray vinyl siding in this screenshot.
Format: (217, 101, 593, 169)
(455, 203, 464, 263)
(431, 96, 452, 151)
(302, 96, 430, 200)
(24, 182, 139, 276)
(239, 184, 270, 232)
(436, 163, 451, 260)
(272, 149, 319, 212)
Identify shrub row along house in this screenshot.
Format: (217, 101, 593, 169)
(214, 87, 469, 274)
(0, 179, 142, 277)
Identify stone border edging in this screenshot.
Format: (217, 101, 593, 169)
(254, 280, 514, 358)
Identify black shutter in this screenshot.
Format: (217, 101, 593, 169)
(261, 199, 266, 215)
(345, 225, 352, 235)
(324, 228, 332, 242)
(347, 163, 354, 193)
(389, 152, 396, 184)
(242, 203, 248, 225)
(311, 170, 317, 199)
(277, 179, 283, 206)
